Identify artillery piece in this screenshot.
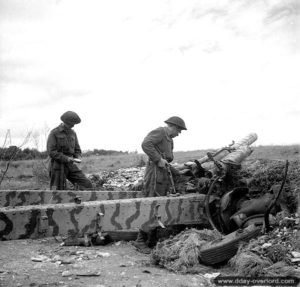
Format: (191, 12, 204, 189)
(0, 133, 262, 244)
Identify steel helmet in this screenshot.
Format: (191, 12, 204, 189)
(164, 116, 187, 130)
(60, 111, 81, 125)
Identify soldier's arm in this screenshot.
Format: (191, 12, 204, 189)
(141, 128, 164, 163)
(74, 132, 82, 158)
(46, 132, 70, 163)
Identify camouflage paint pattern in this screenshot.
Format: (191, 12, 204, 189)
(0, 193, 207, 240)
(0, 190, 143, 207)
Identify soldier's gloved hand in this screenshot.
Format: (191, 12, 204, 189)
(157, 158, 168, 169)
(169, 165, 181, 176)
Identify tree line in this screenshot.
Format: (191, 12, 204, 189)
(0, 146, 129, 161)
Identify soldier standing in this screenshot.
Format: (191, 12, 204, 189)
(47, 111, 93, 190)
(132, 116, 187, 253)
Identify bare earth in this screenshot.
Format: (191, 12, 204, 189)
(0, 238, 223, 287)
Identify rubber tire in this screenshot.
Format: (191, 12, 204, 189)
(199, 224, 261, 265)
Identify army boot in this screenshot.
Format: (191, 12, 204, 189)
(132, 230, 152, 254)
(146, 228, 158, 248)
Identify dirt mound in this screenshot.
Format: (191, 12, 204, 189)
(238, 159, 299, 213)
(88, 167, 145, 190)
(241, 159, 300, 191)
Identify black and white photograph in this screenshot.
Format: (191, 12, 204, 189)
(0, 0, 299, 286)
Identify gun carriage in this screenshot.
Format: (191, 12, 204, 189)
(1, 133, 286, 264)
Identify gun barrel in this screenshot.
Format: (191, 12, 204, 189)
(198, 133, 257, 164)
(208, 145, 253, 176)
(231, 133, 257, 148)
(175, 133, 258, 170)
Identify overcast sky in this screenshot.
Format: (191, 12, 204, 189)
(0, 0, 299, 152)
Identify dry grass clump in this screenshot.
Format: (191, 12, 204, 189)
(229, 249, 300, 277)
(264, 261, 300, 277)
(229, 248, 272, 276)
(264, 244, 288, 263)
(151, 228, 221, 273)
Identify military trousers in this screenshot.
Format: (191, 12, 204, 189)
(49, 160, 93, 190)
(142, 161, 170, 197)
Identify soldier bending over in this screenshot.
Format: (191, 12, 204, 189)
(132, 116, 187, 253)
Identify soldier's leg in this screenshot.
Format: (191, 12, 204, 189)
(154, 167, 170, 196)
(143, 163, 170, 197)
(142, 163, 156, 197)
(50, 170, 61, 190)
(66, 163, 93, 190)
(49, 161, 65, 190)
(132, 229, 152, 254)
(134, 165, 169, 253)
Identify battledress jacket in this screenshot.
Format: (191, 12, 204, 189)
(141, 127, 174, 197)
(47, 124, 89, 189)
(47, 123, 82, 164)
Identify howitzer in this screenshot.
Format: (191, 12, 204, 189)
(0, 133, 258, 241)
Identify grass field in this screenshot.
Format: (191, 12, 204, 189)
(0, 145, 299, 190)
